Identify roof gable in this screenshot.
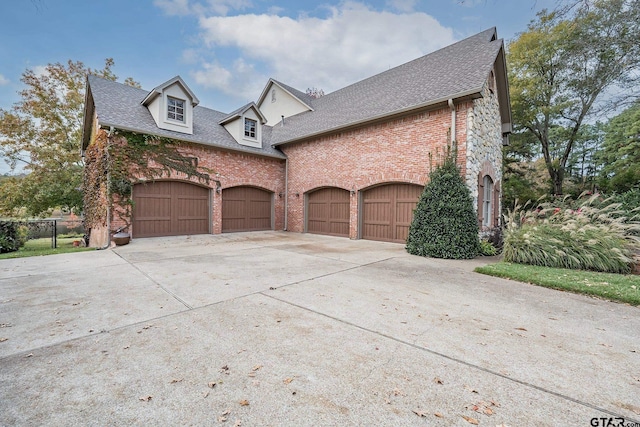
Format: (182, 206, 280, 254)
(269, 28, 509, 146)
(256, 79, 315, 111)
(141, 75, 200, 107)
(218, 102, 267, 125)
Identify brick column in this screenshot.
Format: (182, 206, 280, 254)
(212, 188, 222, 234)
(349, 190, 359, 239)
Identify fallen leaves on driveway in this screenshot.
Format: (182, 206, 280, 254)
(283, 377, 293, 384)
(207, 381, 217, 388)
(0, 338, 8, 342)
(514, 327, 527, 331)
(467, 400, 500, 416)
(139, 395, 152, 402)
(463, 385, 479, 394)
(218, 409, 230, 422)
(461, 415, 479, 424)
(169, 378, 183, 384)
(220, 365, 230, 374)
(239, 399, 249, 406)
(412, 409, 427, 417)
(433, 377, 444, 385)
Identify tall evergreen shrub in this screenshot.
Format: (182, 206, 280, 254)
(406, 155, 480, 259)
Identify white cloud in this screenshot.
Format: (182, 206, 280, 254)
(32, 65, 48, 77)
(192, 2, 455, 100)
(191, 62, 234, 90)
(0, 74, 9, 85)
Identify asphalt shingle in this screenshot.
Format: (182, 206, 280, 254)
(269, 28, 503, 145)
(87, 28, 502, 154)
(87, 75, 286, 159)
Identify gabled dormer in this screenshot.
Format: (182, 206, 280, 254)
(219, 102, 267, 148)
(256, 79, 314, 126)
(141, 76, 199, 135)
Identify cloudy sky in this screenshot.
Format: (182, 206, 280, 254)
(0, 0, 558, 173)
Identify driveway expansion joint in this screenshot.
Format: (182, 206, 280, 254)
(260, 292, 640, 424)
(112, 251, 193, 309)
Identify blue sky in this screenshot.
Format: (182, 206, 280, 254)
(0, 0, 557, 174)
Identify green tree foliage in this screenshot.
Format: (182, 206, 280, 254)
(508, 0, 640, 196)
(502, 130, 549, 210)
(598, 101, 640, 193)
(406, 155, 480, 259)
(0, 59, 139, 217)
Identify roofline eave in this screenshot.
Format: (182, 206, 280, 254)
(272, 87, 484, 147)
(94, 122, 286, 160)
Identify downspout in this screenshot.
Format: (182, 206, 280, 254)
(283, 157, 288, 231)
(97, 126, 114, 250)
(448, 98, 456, 151)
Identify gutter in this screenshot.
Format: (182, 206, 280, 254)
(96, 123, 286, 160)
(283, 157, 288, 231)
(97, 126, 115, 250)
(272, 87, 484, 147)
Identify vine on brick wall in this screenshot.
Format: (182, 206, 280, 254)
(83, 128, 212, 235)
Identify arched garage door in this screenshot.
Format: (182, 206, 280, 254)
(222, 186, 273, 232)
(307, 187, 350, 237)
(362, 183, 423, 243)
(133, 181, 210, 238)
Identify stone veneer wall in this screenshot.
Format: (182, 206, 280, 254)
(465, 80, 503, 212)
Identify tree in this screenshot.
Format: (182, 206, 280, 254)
(598, 101, 640, 192)
(508, 0, 640, 195)
(406, 154, 480, 259)
(0, 59, 139, 216)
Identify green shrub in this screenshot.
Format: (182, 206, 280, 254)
(480, 240, 498, 256)
(406, 155, 480, 259)
(503, 194, 640, 273)
(0, 221, 28, 254)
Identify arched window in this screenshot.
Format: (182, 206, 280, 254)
(482, 175, 493, 227)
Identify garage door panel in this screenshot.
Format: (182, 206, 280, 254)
(307, 187, 350, 237)
(222, 187, 273, 233)
(362, 183, 422, 243)
(133, 181, 209, 238)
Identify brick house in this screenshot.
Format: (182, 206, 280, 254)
(81, 28, 511, 247)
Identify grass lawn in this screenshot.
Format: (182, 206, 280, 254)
(475, 262, 640, 306)
(0, 237, 92, 260)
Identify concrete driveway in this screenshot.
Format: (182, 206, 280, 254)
(1, 232, 638, 426)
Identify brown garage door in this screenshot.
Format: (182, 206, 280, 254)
(133, 181, 210, 238)
(222, 186, 272, 232)
(307, 187, 350, 237)
(362, 183, 423, 243)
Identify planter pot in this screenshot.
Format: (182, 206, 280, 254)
(112, 232, 130, 246)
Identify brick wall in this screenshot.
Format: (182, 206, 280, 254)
(95, 131, 285, 243)
(281, 104, 470, 237)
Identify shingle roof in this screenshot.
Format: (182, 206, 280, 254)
(271, 79, 317, 109)
(85, 28, 506, 156)
(269, 28, 504, 146)
(85, 75, 285, 159)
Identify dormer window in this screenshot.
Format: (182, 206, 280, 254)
(244, 118, 257, 139)
(167, 96, 185, 122)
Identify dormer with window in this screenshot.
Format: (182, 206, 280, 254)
(141, 76, 199, 135)
(219, 102, 266, 148)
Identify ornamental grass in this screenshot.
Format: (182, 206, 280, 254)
(504, 193, 640, 273)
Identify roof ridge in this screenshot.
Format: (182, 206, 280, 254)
(314, 27, 498, 102)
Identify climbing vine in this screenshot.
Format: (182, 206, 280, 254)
(83, 128, 212, 235)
